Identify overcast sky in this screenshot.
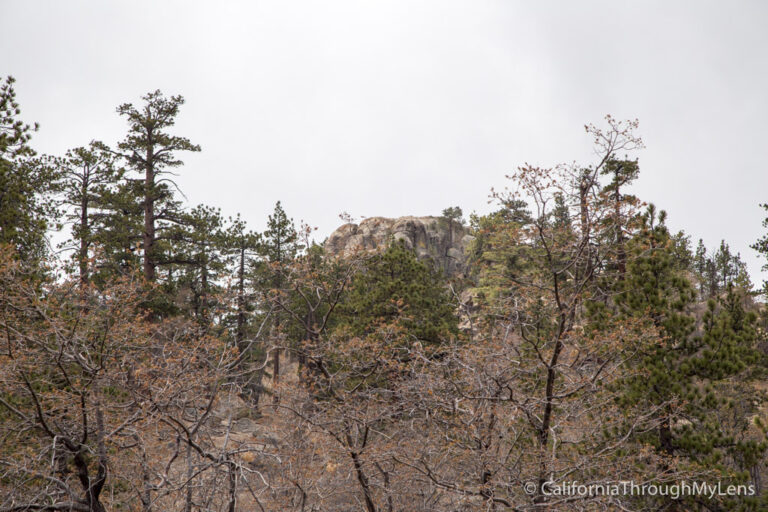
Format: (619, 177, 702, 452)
(2, 1, 768, 281)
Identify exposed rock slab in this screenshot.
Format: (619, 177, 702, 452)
(325, 216, 473, 276)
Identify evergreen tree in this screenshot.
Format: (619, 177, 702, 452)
(57, 142, 121, 285)
(256, 201, 300, 405)
(551, 192, 571, 229)
(466, 205, 532, 308)
(167, 204, 229, 322)
(714, 239, 741, 290)
(670, 230, 693, 271)
(438, 206, 465, 274)
(222, 214, 261, 351)
(114, 90, 200, 283)
(617, 206, 765, 508)
(599, 158, 640, 277)
(752, 202, 768, 297)
(259, 201, 299, 269)
(0, 76, 59, 262)
(694, 239, 750, 298)
(440, 206, 464, 243)
(694, 238, 709, 296)
(336, 241, 458, 346)
(89, 171, 145, 280)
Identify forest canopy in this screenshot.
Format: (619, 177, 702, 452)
(2, 78, 768, 511)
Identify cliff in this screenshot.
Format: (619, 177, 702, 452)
(325, 216, 473, 276)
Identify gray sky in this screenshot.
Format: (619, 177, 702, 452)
(2, 1, 768, 281)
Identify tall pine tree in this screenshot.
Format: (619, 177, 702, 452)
(114, 90, 200, 283)
(0, 76, 59, 262)
(58, 142, 121, 286)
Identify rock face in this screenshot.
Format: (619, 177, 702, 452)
(325, 216, 473, 276)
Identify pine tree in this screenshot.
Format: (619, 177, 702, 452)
(336, 241, 458, 346)
(599, 158, 640, 277)
(89, 172, 145, 280)
(694, 239, 749, 299)
(752, 202, 768, 297)
(669, 230, 693, 271)
(551, 192, 571, 229)
(440, 206, 463, 243)
(57, 142, 121, 285)
(0, 76, 59, 262)
(222, 214, 261, 351)
(167, 204, 229, 322)
(259, 201, 299, 268)
(114, 90, 200, 283)
(466, 205, 532, 308)
(694, 238, 709, 296)
(714, 239, 742, 290)
(617, 206, 765, 508)
(256, 201, 300, 406)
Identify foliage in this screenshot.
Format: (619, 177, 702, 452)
(336, 241, 458, 346)
(615, 206, 767, 509)
(3, 77, 768, 511)
(0, 245, 251, 511)
(114, 90, 201, 284)
(0, 76, 59, 262)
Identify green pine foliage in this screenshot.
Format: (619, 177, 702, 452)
(465, 202, 532, 307)
(165, 204, 230, 322)
(694, 238, 752, 298)
(0, 76, 59, 262)
(251, 201, 301, 325)
(752, 203, 768, 297)
(221, 214, 262, 350)
(336, 241, 458, 346)
(57, 142, 122, 285)
(114, 90, 201, 283)
(615, 206, 766, 507)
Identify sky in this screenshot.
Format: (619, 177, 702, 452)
(2, 1, 768, 281)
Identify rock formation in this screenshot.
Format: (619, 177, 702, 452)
(325, 216, 473, 276)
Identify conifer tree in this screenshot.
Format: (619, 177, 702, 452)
(695, 238, 709, 296)
(670, 229, 693, 271)
(752, 202, 768, 297)
(694, 239, 750, 298)
(0, 76, 59, 262)
(599, 158, 640, 277)
(88, 172, 145, 279)
(617, 206, 765, 508)
(168, 204, 229, 322)
(440, 206, 463, 243)
(259, 201, 299, 268)
(337, 241, 458, 346)
(114, 90, 200, 283)
(257, 201, 300, 405)
(58, 142, 121, 285)
(714, 239, 741, 290)
(466, 203, 532, 307)
(222, 214, 261, 351)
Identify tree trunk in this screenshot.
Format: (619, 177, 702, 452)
(272, 346, 281, 409)
(79, 187, 89, 286)
(350, 448, 377, 512)
(614, 183, 626, 277)
(227, 458, 237, 512)
(236, 246, 246, 350)
(200, 258, 209, 322)
(143, 147, 155, 282)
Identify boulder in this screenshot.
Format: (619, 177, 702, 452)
(325, 216, 473, 276)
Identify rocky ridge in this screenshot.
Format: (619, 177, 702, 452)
(324, 216, 473, 276)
